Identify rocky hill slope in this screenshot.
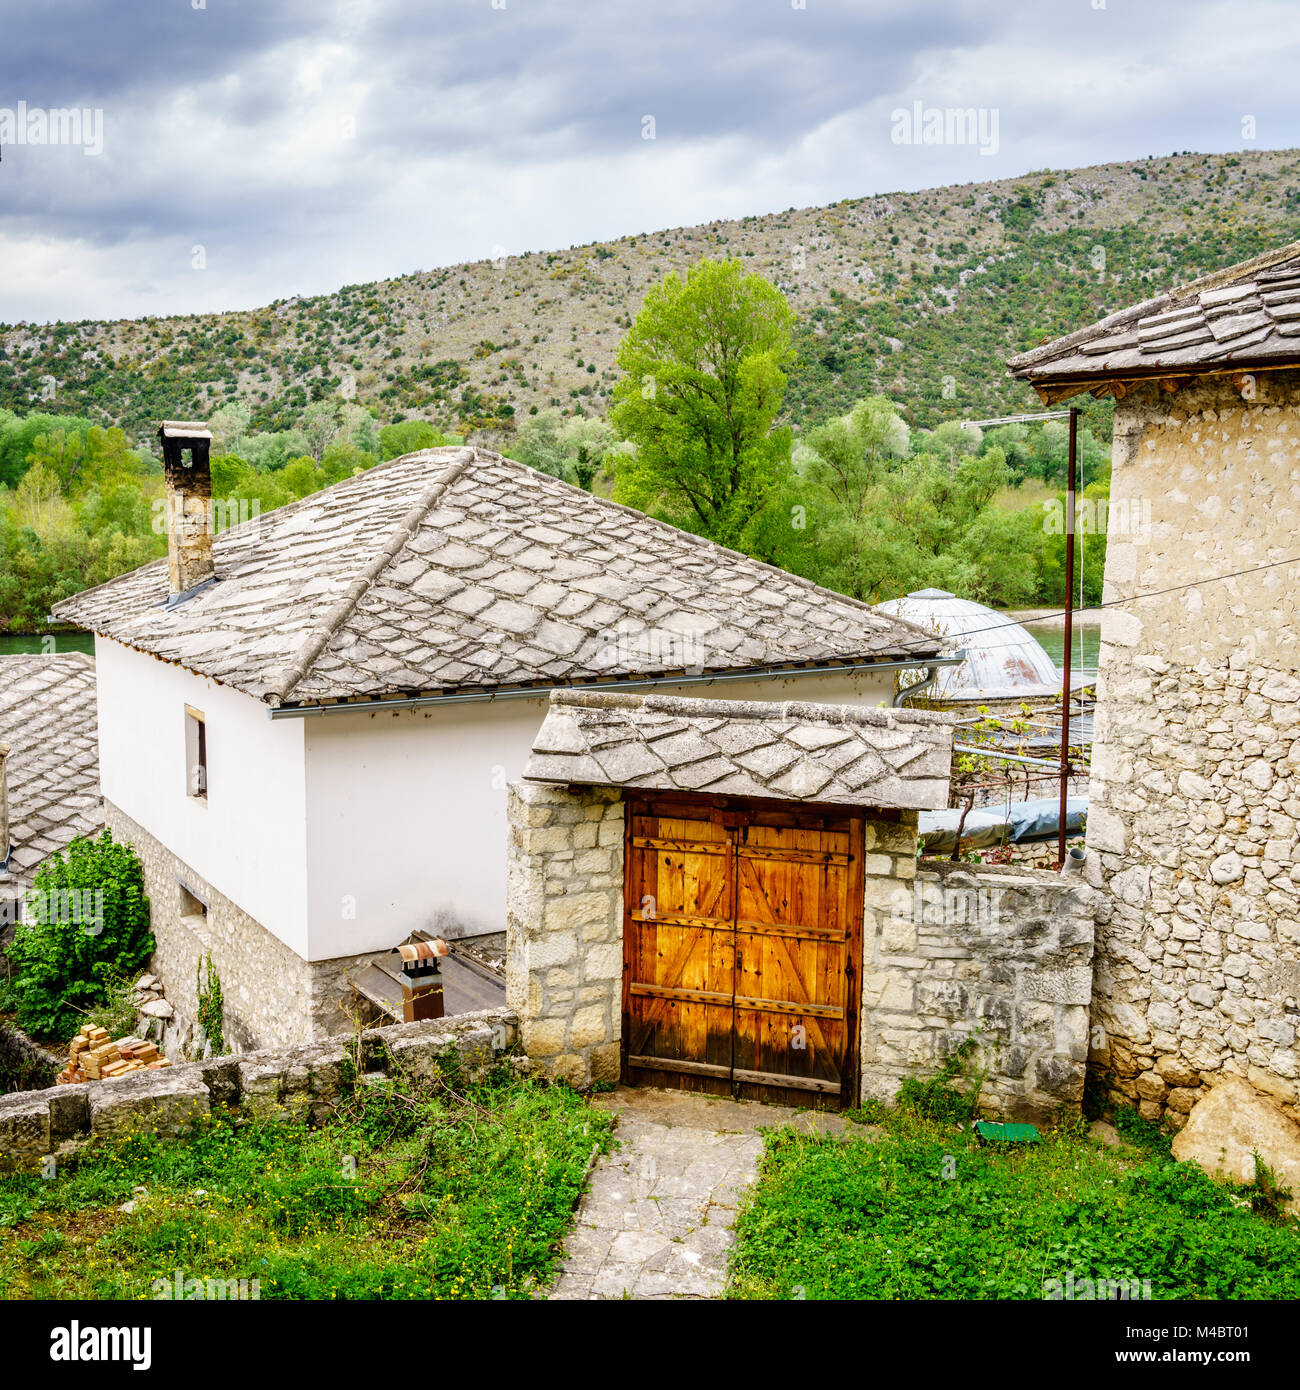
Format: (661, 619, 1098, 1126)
(4, 148, 1298, 446)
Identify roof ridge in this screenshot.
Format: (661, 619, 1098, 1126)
(270, 448, 475, 705)
(43, 447, 475, 621)
(1171, 239, 1300, 298)
(550, 686, 955, 726)
(484, 450, 942, 648)
(1007, 239, 1300, 372)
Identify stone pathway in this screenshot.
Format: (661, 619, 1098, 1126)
(548, 1086, 850, 1300)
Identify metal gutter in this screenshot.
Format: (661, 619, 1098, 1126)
(266, 652, 967, 719)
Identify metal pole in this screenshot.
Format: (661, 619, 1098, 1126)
(1058, 406, 1078, 867)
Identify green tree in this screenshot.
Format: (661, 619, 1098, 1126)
(0, 411, 92, 490)
(378, 419, 455, 460)
(243, 428, 309, 472)
(302, 400, 341, 464)
(610, 258, 796, 544)
(6, 829, 154, 1039)
(799, 395, 910, 522)
(511, 409, 614, 489)
(208, 402, 252, 458)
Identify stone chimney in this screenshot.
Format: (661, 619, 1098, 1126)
(159, 420, 215, 600)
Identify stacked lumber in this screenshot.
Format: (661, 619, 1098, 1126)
(55, 1025, 170, 1084)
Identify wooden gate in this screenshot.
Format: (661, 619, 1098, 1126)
(622, 791, 864, 1108)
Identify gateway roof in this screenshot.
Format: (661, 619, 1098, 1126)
(524, 689, 954, 811)
(52, 446, 942, 709)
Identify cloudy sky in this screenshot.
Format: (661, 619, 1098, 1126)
(3, 0, 1298, 324)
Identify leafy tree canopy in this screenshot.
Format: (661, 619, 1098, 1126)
(610, 258, 796, 545)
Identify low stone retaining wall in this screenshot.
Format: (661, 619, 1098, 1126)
(0, 1008, 518, 1169)
(862, 859, 1095, 1122)
(0, 1017, 61, 1094)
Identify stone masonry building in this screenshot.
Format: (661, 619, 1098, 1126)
(1009, 241, 1300, 1127)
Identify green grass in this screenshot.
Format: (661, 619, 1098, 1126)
(0, 1070, 613, 1300)
(729, 1114, 1300, 1300)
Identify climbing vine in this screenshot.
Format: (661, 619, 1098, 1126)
(196, 952, 225, 1056)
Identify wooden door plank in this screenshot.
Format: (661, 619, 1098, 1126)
(630, 836, 729, 855)
(734, 851, 837, 1069)
(627, 1054, 731, 1080)
(732, 1067, 841, 1094)
(737, 845, 851, 866)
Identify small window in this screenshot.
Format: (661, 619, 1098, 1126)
(178, 881, 212, 949)
(185, 705, 207, 799)
(179, 882, 207, 921)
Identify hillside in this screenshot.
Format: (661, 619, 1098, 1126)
(4, 149, 1299, 448)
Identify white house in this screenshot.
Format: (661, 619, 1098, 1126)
(53, 430, 948, 1050)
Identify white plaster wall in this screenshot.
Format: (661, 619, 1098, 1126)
(302, 666, 897, 959)
(94, 636, 310, 956)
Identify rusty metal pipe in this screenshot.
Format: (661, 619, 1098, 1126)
(1058, 406, 1079, 868)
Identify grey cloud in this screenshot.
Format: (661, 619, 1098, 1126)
(1, 0, 1298, 323)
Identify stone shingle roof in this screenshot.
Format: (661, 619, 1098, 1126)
(51, 447, 942, 708)
(1007, 241, 1300, 391)
(0, 654, 102, 889)
(523, 690, 954, 810)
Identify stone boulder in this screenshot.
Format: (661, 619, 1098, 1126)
(1171, 1075, 1300, 1214)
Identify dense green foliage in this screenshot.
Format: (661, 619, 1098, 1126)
(3, 830, 153, 1040)
(510, 408, 613, 489)
(610, 258, 796, 545)
(729, 1113, 1300, 1300)
(0, 410, 164, 631)
(0, 1070, 612, 1300)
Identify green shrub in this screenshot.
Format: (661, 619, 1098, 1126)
(7, 830, 153, 1039)
(84, 972, 139, 1040)
(895, 1038, 985, 1124)
(1237, 1152, 1295, 1226)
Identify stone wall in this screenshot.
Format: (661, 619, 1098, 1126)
(0, 1017, 61, 1094)
(1087, 372, 1300, 1126)
(106, 802, 380, 1055)
(862, 855, 1095, 1122)
(0, 1008, 517, 1169)
(505, 782, 624, 1088)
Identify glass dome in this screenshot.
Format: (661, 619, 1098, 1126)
(876, 588, 1078, 701)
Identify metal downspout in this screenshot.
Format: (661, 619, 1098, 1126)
(891, 649, 967, 707)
